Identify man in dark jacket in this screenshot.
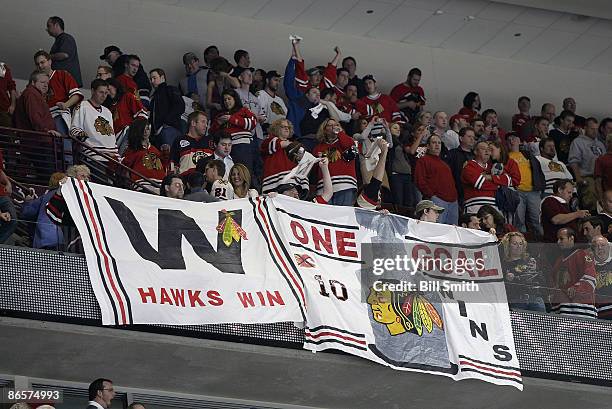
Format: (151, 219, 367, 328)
(100, 45, 152, 107)
(444, 126, 475, 209)
(149, 68, 185, 148)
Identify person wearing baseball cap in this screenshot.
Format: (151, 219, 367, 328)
(178, 52, 208, 107)
(414, 200, 444, 223)
(258, 70, 288, 131)
(100, 45, 151, 107)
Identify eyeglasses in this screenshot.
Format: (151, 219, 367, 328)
(101, 388, 114, 392)
(279, 125, 291, 129)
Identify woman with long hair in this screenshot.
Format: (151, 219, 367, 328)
(477, 204, 516, 239)
(500, 231, 546, 312)
(260, 118, 309, 194)
(230, 164, 258, 199)
(121, 119, 166, 194)
(106, 78, 148, 156)
(210, 89, 257, 172)
(458, 91, 481, 121)
(488, 139, 521, 223)
(312, 118, 357, 206)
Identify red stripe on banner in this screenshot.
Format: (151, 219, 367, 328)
(78, 180, 128, 325)
(305, 331, 367, 346)
(459, 360, 521, 378)
(256, 198, 306, 307)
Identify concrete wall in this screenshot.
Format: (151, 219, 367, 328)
(1, 0, 611, 128)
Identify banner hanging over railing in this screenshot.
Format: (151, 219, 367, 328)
(62, 179, 522, 389)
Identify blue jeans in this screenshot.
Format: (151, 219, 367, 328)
(156, 126, 182, 148)
(515, 190, 543, 236)
(431, 196, 459, 225)
(0, 196, 17, 244)
(389, 173, 417, 207)
(329, 188, 357, 206)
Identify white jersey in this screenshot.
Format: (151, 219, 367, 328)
(70, 100, 117, 160)
(211, 179, 235, 201)
(535, 155, 574, 194)
(257, 90, 287, 126)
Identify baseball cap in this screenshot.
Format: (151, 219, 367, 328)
(415, 200, 444, 215)
(183, 52, 199, 65)
(266, 70, 282, 80)
(100, 45, 121, 60)
(362, 74, 376, 83)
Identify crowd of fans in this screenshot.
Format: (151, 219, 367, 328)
(0, 16, 611, 320)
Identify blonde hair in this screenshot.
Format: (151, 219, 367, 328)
(416, 110, 432, 124)
(316, 118, 339, 143)
(66, 164, 90, 178)
(500, 231, 528, 261)
(229, 163, 251, 198)
(97, 65, 112, 74)
(269, 118, 293, 138)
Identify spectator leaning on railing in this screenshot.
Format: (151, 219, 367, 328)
(21, 172, 66, 250)
(0, 148, 16, 244)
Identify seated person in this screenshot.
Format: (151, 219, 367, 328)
(500, 232, 546, 312)
(204, 159, 234, 200)
(477, 204, 517, 239)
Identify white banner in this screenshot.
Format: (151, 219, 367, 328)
(62, 179, 522, 389)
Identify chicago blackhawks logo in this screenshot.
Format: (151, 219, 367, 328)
(216, 209, 248, 247)
(270, 101, 286, 116)
(548, 160, 563, 172)
(94, 116, 114, 136)
(367, 285, 443, 336)
(141, 152, 163, 170)
(191, 150, 210, 165)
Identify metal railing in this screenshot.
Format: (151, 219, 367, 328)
(0, 126, 161, 193)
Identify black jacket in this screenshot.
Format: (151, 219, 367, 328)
(521, 150, 546, 192)
(150, 82, 185, 133)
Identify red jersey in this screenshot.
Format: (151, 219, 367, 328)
(313, 131, 357, 193)
(511, 113, 530, 133)
(122, 145, 167, 191)
(116, 74, 139, 99)
(458, 107, 478, 122)
(47, 70, 82, 118)
(210, 107, 257, 145)
(461, 159, 520, 212)
(110, 92, 148, 133)
(260, 135, 309, 194)
(390, 83, 425, 104)
(295, 60, 337, 92)
(551, 249, 597, 319)
(595, 152, 612, 192)
(359, 94, 401, 122)
(0, 65, 16, 112)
